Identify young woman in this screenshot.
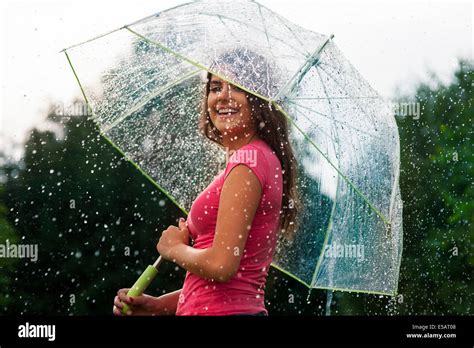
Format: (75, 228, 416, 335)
(113, 51, 299, 316)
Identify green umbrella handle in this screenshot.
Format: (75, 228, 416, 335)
(121, 256, 162, 315)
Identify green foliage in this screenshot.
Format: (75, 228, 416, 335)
(0, 183, 19, 310)
(394, 60, 473, 315)
(2, 111, 185, 315)
(334, 59, 473, 315)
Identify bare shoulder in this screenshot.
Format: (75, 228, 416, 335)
(223, 163, 263, 197)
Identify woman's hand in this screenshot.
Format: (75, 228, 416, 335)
(157, 218, 190, 261)
(113, 288, 161, 316)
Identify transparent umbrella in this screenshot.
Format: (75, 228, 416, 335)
(61, 0, 403, 314)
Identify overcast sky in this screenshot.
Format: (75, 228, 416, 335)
(0, 0, 472, 158)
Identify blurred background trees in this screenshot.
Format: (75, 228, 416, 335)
(333, 59, 473, 315)
(0, 59, 472, 315)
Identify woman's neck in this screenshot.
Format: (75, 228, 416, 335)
(221, 131, 260, 152)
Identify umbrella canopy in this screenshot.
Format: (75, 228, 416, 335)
(62, 0, 403, 296)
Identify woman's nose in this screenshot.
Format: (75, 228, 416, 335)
(217, 83, 232, 100)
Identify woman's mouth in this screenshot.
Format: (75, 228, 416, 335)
(216, 108, 239, 117)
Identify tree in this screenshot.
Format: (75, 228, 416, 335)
(0, 169, 19, 311)
(334, 59, 473, 315)
(2, 110, 184, 315)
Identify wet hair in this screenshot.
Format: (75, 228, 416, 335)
(199, 49, 301, 241)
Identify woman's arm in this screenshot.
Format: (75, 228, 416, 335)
(154, 288, 182, 315)
(157, 164, 262, 282)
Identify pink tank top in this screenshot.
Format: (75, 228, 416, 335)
(175, 138, 283, 315)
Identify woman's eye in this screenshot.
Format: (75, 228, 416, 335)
(210, 85, 243, 93)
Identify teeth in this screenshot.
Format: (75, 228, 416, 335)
(218, 109, 238, 114)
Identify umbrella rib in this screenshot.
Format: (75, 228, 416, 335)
(257, 5, 279, 65)
(318, 63, 390, 148)
(258, 5, 272, 47)
(317, 65, 381, 129)
(101, 69, 201, 134)
(311, 170, 340, 289)
(103, 65, 172, 107)
(270, 261, 397, 294)
(313, 285, 396, 296)
(270, 263, 312, 288)
(274, 34, 335, 102)
(59, 0, 195, 52)
(99, 131, 190, 216)
(257, 4, 280, 95)
(288, 100, 382, 140)
(293, 96, 379, 100)
(125, 0, 195, 27)
(123, 27, 274, 103)
(196, 12, 309, 58)
(319, 60, 348, 72)
(62, 48, 190, 216)
(60, 26, 126, 53)
(273, 103, 391, 225)
(310, 68, 346, 288)
(253, 0, 313, 56)
(63, 51, 94, 117)
(111, 56, 184, 88)
(316, 66, 356, 145)
(319, 62, 379, 100)
(270, 9, 311, 56)
(291, 109, 341, 145)
(319, 64, 378, 99)
(216, 16, 241, 42)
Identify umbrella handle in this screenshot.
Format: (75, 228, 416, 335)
(121, 256, 162, 315)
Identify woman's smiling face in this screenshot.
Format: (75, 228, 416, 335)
(207, 74, 255, 138)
